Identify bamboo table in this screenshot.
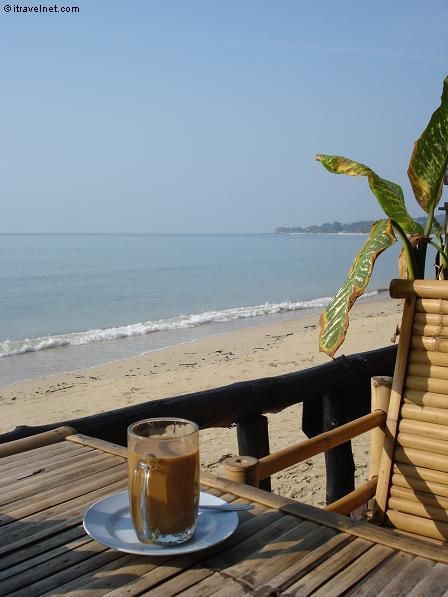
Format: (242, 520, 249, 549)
(2, 432, 448, 596)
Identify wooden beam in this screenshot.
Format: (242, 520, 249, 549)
(0, 426, 76, 458)
(416, 298, 448, 315)
(322, 391, 355, 504)
(390, 279, 448, 300)
(373, 294, 416, 523)
(369, 376, 392, 479)
(386, 509, 448, 543)
(280, 499, 448, 562)
(66, 434, 127, 458)
(237, 415, 271, 491)
(257, 411, 385, 480)
(325, 477, 377, 515)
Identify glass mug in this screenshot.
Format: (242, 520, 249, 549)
(127, 418, 200, 545)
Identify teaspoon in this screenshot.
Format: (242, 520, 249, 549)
(199, 503, 254, 512)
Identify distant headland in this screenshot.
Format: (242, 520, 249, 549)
(275, 217, 433, 235)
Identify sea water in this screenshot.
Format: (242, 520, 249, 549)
(0, 233, 399, 385)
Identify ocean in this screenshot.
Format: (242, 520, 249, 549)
(0, 233, 399, 386)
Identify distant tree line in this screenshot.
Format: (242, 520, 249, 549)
(275, 217, 438, 234)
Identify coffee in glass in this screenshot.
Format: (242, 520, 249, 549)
(127, 418, 199, 545)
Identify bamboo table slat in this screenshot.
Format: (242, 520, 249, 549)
(1, 434, 448, 596)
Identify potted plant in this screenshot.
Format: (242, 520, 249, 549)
(317, 76, 448, 358)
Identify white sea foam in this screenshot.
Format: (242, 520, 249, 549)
(0, 291, 379, 358)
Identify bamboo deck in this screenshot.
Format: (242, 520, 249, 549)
(1, 434, 448, 595)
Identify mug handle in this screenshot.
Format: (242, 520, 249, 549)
(132, 455, 157, 540)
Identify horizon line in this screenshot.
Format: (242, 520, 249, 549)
(0, 231, 276, 235)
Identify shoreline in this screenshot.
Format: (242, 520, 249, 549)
(0, 289, 389, 388)
(0, 297, 402, 506)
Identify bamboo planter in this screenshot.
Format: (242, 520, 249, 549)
(373, 279, 448, 540)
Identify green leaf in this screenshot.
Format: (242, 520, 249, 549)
(408, 77, 448, 214)
(319, 219, 397, 358)
(316, 154, 423, 236)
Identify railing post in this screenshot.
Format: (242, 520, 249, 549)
(304, 372, 372, 506)
(236, 415, 271, 491)
(222, 455, 260, 487)
(369, 376, 392, 480)
(322, 391, 355, 504)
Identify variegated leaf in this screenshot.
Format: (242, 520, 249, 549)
(408, 76, 448, 213)
(398, 247, 409, 280)
(398, 235, 424, 280)
(316, 154, 423, 236)
(319, 219, 397, 357)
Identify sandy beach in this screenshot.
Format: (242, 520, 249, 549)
(0, 297, 402, 507)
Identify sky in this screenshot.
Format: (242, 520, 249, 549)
(1, 0, 448, 233)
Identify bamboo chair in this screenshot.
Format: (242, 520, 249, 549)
(224, 279, 448, 542)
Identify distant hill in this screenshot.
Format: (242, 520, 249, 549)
(275, 217, 438, 234)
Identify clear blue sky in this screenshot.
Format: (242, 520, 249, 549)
(2, 0, 448, 233)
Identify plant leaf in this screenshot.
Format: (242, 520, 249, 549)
(408, 76, 448, 213)
(319, 219, 397, 357)
(432, 219, 443, 236)
(398, 246, 409, 280)
(316, 154, 423, 236)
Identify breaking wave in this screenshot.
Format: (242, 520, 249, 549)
(0, 291, 379, 358)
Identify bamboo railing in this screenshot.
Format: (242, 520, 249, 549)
(222, 377, 392, 515)
(0, 344, 397, 503)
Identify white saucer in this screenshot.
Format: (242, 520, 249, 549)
(83, 490, 239, 556)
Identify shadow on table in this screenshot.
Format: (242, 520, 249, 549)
(0, 505, 339, 594)
(0, 512, 145, 594)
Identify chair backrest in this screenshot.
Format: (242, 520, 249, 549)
(374, 279, 448, 541)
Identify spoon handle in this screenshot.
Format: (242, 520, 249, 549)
(199, 503, 254, 512)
